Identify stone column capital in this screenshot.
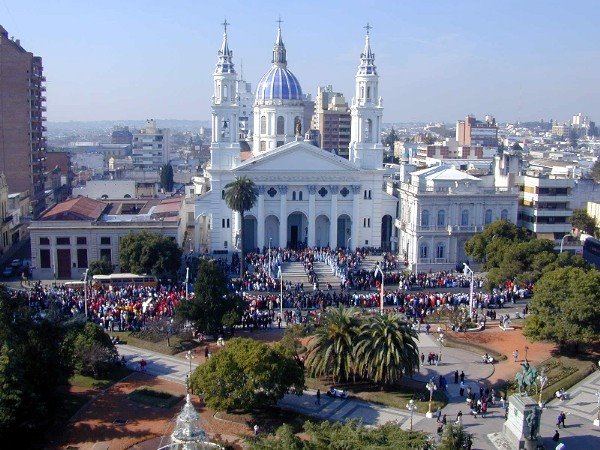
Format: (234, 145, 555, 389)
(257, 185, 267, 195)
(351, 185, 361, 194)
(278, 185, 289, 195)
(308, 185, 317, 195)
(330, 185, 340, 195)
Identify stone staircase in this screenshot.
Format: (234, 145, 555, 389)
(358, 255, 383, 272)
(280, 260, 341, 288)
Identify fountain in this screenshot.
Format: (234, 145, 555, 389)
(158, 394, 223, 450)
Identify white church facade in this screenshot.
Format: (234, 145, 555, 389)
(194, 23, 398, 253)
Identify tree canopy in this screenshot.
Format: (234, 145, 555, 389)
(119, 231, 182, 278)
(177, 258, 244, 336)
(88, 258, 113, 276)
(160, 163, 174, 192)
(65, 322, 117, 377)
(224, 176, 258, 278)
(590, 160, 600, 183)
(191, 337, 304, 412)
(524, 266, 600, 350)
(570, 208, 597, 235)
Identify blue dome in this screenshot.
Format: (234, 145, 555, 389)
(256, 66, 303, 101)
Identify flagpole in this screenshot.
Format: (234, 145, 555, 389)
(280, 272, 283, 321)
(380, 272, 384, 315)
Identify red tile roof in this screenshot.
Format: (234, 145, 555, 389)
(41, 196, 107, 221)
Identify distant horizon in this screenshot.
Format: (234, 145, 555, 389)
(3, 0, 599, 123)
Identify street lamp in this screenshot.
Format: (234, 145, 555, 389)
(347, 237, 351, 252)
(437, 331, 445, 364)
(559, 234, 570, 254)
(185, 350, 195, 392)
(415, 235, 425, 276)
(537, 369, 548, 408)
(425, 378, 437, 418)
(594, 390, 600, 427)
(185, 267, 190, 302)
(463, 263, 475, 319)
(375, 262, 385, 314)
(406, 399, 417, 430)
(83, 268, 89, 319)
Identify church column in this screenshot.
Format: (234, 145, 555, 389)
(279, 186, 288, 247)
(351, 185, 361, 251)
(257, 186, 266, 250)
(308, 185, 316, 247)
(329, 185, 339, 249)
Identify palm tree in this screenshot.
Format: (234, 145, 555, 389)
(224, 176, 258, 278)
(354, 313, 420, 385)
(305, 305, 359, 383)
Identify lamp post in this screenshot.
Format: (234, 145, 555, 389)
(268, 238, 272, 278)
(537, 369, 548, 408)
(406, 399, 417, 430)
(347, 237, 351, 252)
(375, 262, 385, 314)
(185, 350, 195, 392)
(185, 267, 189, 302)
(594, 390, 600, 426)
(415, 235, 425, 276)
(425, 379, 437, 418)
(559, 234, 570, 253)
(83, 268, 89, 319)
(437, 331, 445, 364)
(463, 263, 475, 319)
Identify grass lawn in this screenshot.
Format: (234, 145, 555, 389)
(215, 405, 315, 435)
(128, 386, 183, 408)
(305, 377, 447, 414)
(69, 365, 131, 390)
(108, 330, 200, 355)
(444, 335, 507, 361)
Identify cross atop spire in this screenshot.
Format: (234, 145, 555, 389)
(364, 23, 372, 35)
(272, 17, 286, 65)
(215, 19, 235, 75)
(276, 16, 283, 29)
(222, 18, 229, 34)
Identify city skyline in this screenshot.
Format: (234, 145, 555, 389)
(2, 0, 599, 124)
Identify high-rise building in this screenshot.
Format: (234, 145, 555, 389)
(111, 126, 133, 144)
(0, 25, 47, 216)
(312, 85, 351, 156)
(131, 119, 171, 171)
(456, 114, 498, 147)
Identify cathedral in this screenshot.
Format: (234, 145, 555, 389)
(194, 23, 398, 253)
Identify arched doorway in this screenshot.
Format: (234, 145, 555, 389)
(381, 215, 393, 251)
(243, 215, 257, 252)
(264, 215, 280, 248)
(315, 215, 330, 248)
(288, 212, 308, 249)
(337, 214, 352, 249)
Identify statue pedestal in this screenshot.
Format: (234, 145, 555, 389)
(425, 411, 435, 418)
(593, 418, 600, 427)
(501, 394, 542, 449)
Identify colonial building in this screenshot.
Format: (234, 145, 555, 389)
(194, 24, 397, 253)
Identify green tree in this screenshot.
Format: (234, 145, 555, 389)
(305, 305, 359, 383)
(119, 231, 182, 278)
(524, 266, 600, 350)
(88, 257, 113, 276)
(383, 127, 400, 150)
(224, 176, 258, 278)
(190, 337, 304, 412)
(464, 219, 529, 267)
(354, 313, 419, 384)
(177, 258, 244, 336)
(438, 423, 473, 450)
(160, 163, 174, 192)
(590, 160, 600, 183)
(570, 208, 597, 235)
(65, 322, 117, 377)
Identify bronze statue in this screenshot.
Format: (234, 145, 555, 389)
(295, 118, 301, 136)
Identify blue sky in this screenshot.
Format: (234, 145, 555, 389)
(2, 0, 599, 123)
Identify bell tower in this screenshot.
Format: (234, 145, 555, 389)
(210, 19, 241, 171)
(349, 24, 384, 169)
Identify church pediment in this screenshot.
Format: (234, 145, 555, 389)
(235, 141, 359, 173)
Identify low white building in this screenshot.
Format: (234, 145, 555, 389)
(29, 196, 184, 280)
(395, 163, 518, 272)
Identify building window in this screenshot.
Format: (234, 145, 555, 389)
(299, 191, 303, 201)
(340, 187, 349, 197)
(224, 241, 228, 248)
(39, 237, 50, 245)
(436, 243, 445, 259)
(222, 190, 225, 199)
(260, 116, 267, 134)
(318, 187, 328, 197)
(100, 237, 111, 245)
(368, 190, 372, 199)
(268, 187, 277, 197)
(77, 248, 88, 268)
(56, 237, 70, 245)
(421, 210, 430, 227)
(437, 210, 445, 227)
(461, 209, 469, 227)
(40, 249, 51, 269)
(100, 248, 111, 263)
(77, 237, 87, 245)
(484, 209, 493, 225)
(364, 190, 367, 199)
(222, 218, 225, 228)
(227, 218, 230, 228)
(277, 116, 284, 135)
(260, 141, 266, 151)
(292, 191, 296, 201)
(366, 86, 371, 100)
(501, 209, 508, 220)
(419, 243, 428, 259)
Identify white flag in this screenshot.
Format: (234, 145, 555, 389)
(374, 264, 383, 279)
(277, 265, 282, 279)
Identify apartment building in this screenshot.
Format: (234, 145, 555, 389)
(132, 119, 171, 172)
(0, 25, 47, 216)
(312, 86, 351, 156)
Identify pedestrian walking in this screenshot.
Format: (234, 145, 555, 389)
(459, 381, 465, 397)
(436, 408, 442, 423)
(421, 352, 425, 365)
(442, 414, 447, 425)
(552, 430, 560, 442)
(460, 370, 465, 382)
(556, 411, 566, 428)
(315, 389, 321, 405)
(204, 346, 209, 359)
(454, 370, 459, 384)
(513, 349, 519, 362)
(253, 423, 259, 436)
(455, 410, 463, 425)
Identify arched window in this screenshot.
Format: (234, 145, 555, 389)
(276, 116, 285, 135)
(366, 86, 371, 100)
(501, 209, 508, 220)
(421, 209, 430, 227)
(437, 209, 445, 227)
(299, 191, 303, 201)
(360, 85, 364, 100)
(461, 209, 469, 227)
(365, 119, 373, 142)
(419, 243, 428, 259)
(260, 116, 267, 134)
(223, 84, 228, 99)
(292, 191, 296, 201)
(484, 209, 493, 225)
(436, 242, 445, 259)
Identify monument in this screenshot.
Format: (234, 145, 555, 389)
(501, 394, 542, 449)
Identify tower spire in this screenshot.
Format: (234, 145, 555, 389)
(272, 17, 287, 65)
(215, 18, 235, 74)
(358, 23, 376, 75)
